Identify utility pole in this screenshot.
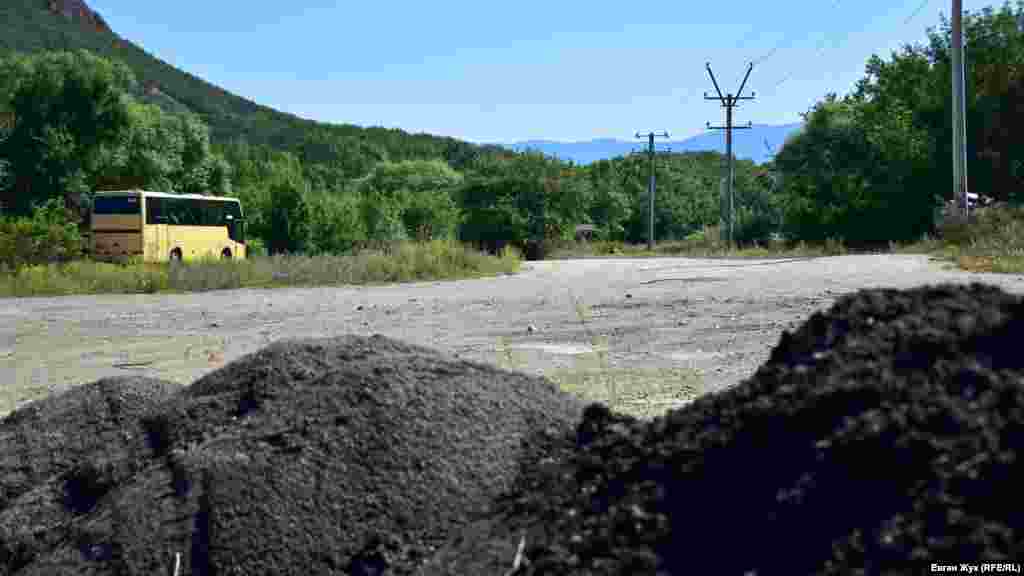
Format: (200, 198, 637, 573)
(636, 130, 669, 250)
(705, 62, 755, 248)
(952, 0, 968, 219)
(952, 10, 1024, 218)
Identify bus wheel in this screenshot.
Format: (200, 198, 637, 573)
(221, 248, 232, 260)
(170, 248, 183, 262)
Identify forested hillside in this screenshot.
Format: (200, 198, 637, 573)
(0, 0, 498, 172)
(2, 0, 1024, 269)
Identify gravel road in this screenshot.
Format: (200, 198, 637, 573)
(5, 253, 1024, 417)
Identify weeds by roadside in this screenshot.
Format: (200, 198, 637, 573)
(0, 239, 522, 298)
(544, 204, 1024, 276)
(544, 224, 851, 261)
(917, 203, 1024, 273)
(493, 288, 703, 419)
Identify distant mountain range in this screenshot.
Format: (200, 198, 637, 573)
(503, 123, 803, 165)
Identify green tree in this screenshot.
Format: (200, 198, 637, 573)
(266, 177, 309, 255)
(0, 138, 8, 213)
(774, 92, 934, 247)
(775, 99, 864, 243)
(232, 150, 307, 253)
(402, 188, 460, 241)
(356, 159, 464, 242)
(358, 187, 407, 243)
(93, 100, 183, 191)
(306, 190, 365, 254)
(585, 160, 633, 241)
(85, 98, 233, 196)
(174, 111, 231, 196)
(363, 159, 463, 196)
(729, 160, 784, 245)
(0, 50, 134, 220)
(456, 177, 529, 253)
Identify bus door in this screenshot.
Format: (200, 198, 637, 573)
(156, 218, 169, 261)
(146, 196, 169, 261)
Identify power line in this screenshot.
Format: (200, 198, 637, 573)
(763, 0, 936, 95)
(749, 0, 843, 68)
(903, 0, 933, 25)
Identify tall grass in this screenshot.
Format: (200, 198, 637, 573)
(545, 224, 850, 260)
(917, 202, 1024, 273)
(548, 203, 1024, 272)
(0, 239, 522, 297)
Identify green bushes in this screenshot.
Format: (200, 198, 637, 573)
(401, 187, 460, 241)
(773, 97, 936, 249)
(0, 198, 84, 273)
(268, 179, 309, 255)
(306, 191, 365, 255)
(356, 160, 464, 243)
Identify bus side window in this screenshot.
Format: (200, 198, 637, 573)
(165, 198, 182, 225)
(175, 198, 199, 226)
(204, 201, 224, 226)
(146, 197, 165, 224)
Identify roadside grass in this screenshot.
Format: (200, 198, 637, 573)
(898, 203, 1024, 274)
(549, 203, 1024, 275)
(0, 239, 523, 297)
(545, 225, 851, 261)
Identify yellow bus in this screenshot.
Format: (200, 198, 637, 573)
(91, 190, 247, 263)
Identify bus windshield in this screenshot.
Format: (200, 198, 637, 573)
(93, 195, 142, 215)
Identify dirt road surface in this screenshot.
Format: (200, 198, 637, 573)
(5, 253, 1024, 418)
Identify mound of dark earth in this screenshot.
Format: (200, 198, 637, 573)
(420, 283, 1024, 576)
(0, 335, 584, 576)
(0, 376, 180, 575)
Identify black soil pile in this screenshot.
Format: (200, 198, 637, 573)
(421, 283, 1024, 576)
(0, 376, 180, 575)
(1, 335, 584, 576)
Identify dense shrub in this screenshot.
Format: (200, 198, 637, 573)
(0, 198, 84, 272)
(265, 178, 309, 255)
(306, 191, 366, 255)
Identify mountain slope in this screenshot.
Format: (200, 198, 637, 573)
(505, 123, 803, 166)
(0, 0, 489, 163)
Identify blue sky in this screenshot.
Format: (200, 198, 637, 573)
(87, 0, 1004, 144)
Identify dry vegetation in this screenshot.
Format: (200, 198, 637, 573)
(0, 239, 523, 297)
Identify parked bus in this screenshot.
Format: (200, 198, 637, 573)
(91, 190, 246, 263)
